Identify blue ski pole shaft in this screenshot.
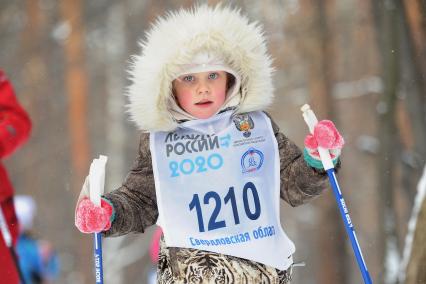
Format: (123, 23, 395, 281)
(301, 104, 372, 284)
(326, 169, 372, 284)
(94, 232, 103, 283)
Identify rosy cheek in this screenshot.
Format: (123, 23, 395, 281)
(177, 93, 193, 106)
(218, 91, 226, 102)
(182, 91, 193, 98)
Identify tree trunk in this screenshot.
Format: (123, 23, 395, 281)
(60, 0, 91, 281)
(373, 0, 401, 283)
(299, 0, 348, 283)
(101, 3, 129, 284)
(398, 0, 426, 202)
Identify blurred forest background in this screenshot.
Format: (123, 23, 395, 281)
(1, 0, 426, 283)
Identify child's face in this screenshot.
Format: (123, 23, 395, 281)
(172, 71, 227, 119)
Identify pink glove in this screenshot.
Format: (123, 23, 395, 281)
(75, 197, 114, 233)
(304, 120, 344, 168)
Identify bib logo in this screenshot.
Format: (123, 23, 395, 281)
(233, 114, 254, 138)
(241, 148, 264, 173)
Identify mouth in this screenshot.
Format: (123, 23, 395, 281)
(195, 100, 213, 106)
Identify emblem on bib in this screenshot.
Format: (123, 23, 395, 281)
(233, 114, 254, 137)
(241, 148, 264, 173)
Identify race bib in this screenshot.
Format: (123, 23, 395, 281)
(150, 110, 295, 270)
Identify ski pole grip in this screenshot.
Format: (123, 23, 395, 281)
(301, 104, 334, 170)
(89, 155, 108, 206)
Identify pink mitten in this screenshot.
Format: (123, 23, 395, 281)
(304, 120, 344, 168)
(75, 197, 114, 233)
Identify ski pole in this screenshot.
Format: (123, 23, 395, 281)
(89, 155, 108, 284)
(301, 104, 373, 284)
(0, 205, 26, 284)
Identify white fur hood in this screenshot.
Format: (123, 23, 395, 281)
(127, 5, 275, 131)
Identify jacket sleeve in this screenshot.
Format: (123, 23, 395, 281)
(270, 116, 333, 207)
(0, 71, 31, 158)
(103, 133, 158, 237)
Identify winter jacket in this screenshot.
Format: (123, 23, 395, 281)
(103, 116, 330, 283)
(0, 70, 32, 284)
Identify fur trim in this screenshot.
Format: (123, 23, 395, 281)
(127, 5, 275, 131)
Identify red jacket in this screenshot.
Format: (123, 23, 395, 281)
(0, 70, 31, 284)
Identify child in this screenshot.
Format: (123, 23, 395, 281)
(75, 5, 344, 283)
(14, 195, 60, 284)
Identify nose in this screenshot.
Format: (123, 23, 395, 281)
(197, 80, 210, 95)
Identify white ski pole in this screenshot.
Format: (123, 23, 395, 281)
(301, 104, 372, 284)
(89, 155, 108, 284)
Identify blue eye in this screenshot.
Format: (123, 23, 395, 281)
(183, 75, 195, 82)
(208, 73, 218, 80)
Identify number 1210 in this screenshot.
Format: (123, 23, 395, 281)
(189, 182, 261, 232)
